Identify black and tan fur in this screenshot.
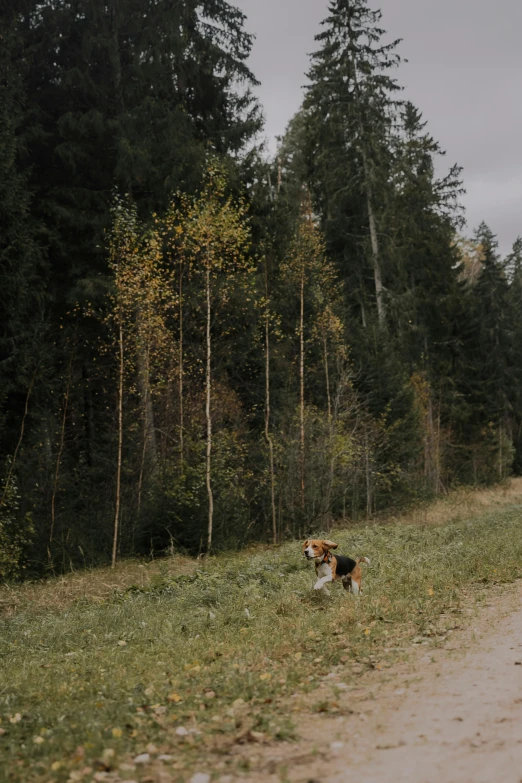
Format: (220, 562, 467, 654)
(302, 539, 370, 595)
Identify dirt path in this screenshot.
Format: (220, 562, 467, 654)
(240, 582, 522, 783)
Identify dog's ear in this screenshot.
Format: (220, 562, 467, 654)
(322, 539, 338, 550)
(302, 539, 310, 550)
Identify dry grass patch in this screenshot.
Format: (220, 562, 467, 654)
(0, 555, 195, 618)
(385, 476, 522, 528)
(2, 500, 522, 782)
(3, 478, 522, 620)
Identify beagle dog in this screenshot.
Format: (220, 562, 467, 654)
(302, 539, 370, 595)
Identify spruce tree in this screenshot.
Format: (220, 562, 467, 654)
(386, 102, 464, 373)
(506, 238, 522, 471)
(0, 18, 46, 438)
(16, 0, 262, 300)
(455, 224, 514, 482)
(303, 0, 402, 322)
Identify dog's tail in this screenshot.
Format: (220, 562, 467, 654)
(357, 556, 370, 566)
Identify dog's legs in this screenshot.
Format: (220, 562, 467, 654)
(342, 575, 361, 594)
(313, 575, 333, 591)
(313, 562, 333, 593)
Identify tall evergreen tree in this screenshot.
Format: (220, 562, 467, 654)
(15, 0, 262, 301)
(0, 18, 46, 437)
(506, 237, 522, 471)
(453, 224, 514, 482)
(303, 0, 402, 322)
(386, 102, 464, 372)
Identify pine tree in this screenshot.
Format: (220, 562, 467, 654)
(454, 224, 514, 483)
(0, 20, 46, 420)
(303, 0, 402, 322)
(386, 102, 464, 365)
(16, 0, 262, 301)
(506, 238, 522, 471)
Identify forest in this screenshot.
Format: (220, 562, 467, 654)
(1, 0, 521, 578)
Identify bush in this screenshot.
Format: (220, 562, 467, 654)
(0, 463, 35, 580)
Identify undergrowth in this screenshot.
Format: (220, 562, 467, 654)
(2, 509, 522, 782)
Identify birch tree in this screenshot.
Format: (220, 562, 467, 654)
(108, 199, 175, 565)
(281, 197, 332, 517)
(173, 168, 251, 553)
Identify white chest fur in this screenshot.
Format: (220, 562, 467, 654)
(316, 562, 332, 579)
(314, 561, 333, 592)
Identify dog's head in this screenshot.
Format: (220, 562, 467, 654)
(302, 539, 338, 562)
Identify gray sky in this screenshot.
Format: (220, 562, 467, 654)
(236, 0, 522, 255)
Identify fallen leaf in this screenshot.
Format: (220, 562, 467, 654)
(259, 673, 271, 681)
(190, 774, 210, 783)
(117, 640, 127, 647)
(102, 748, 115, 764)
(111, 728, 123, 738)
(167, 692, 181, 702)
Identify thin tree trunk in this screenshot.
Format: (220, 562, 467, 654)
(112, 317, 124, 568)
(426, 392, 434, 490)
(361, 149, 385, 324)
(50, 357, 74, 542)
(499, 422, 503, 481)
(351, 56, 385, 324)
(264, 271, 277, 544)
(0, 374, 35, 509)
(84, 364, 95, 467)
(136, 326, 158, 470)
(136, 430, 147, 517)
(179, 259, 184, 474)
(323, 334, 332, 421)
(436, 395, 442, 495)
(365, 431, 372, 518)
(205, 264, 214, 553)
(299, 266, 305, 513)
(267, 169, 274, 203)
(323, 353, 336, 532)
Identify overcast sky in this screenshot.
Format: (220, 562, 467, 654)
(235, 0, 522, 255)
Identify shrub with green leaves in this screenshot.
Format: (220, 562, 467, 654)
(0, 465, 35, 580)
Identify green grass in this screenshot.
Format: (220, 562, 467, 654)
(2, 508, 522, 782)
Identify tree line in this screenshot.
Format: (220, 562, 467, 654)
(1, 0, 521, 577)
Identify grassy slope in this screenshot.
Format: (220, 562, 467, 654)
(2, 493, 522, 781)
